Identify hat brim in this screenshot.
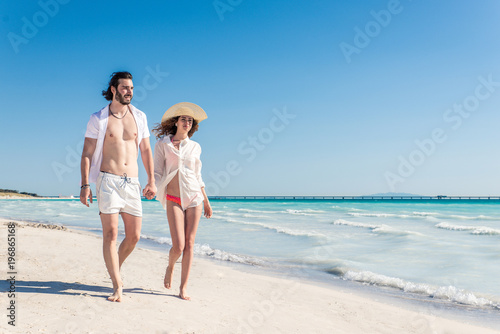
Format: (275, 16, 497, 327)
(161, 102, 207, 123)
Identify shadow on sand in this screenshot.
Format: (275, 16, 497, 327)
(1, 279, 170, 299)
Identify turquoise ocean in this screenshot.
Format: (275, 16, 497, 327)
(2, 198, 499, 326)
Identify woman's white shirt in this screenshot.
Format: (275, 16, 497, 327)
(154, 135, 205, 210)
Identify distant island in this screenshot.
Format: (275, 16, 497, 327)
(0, 188, 41, 198)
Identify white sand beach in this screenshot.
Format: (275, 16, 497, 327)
(1, 218, 498, 334)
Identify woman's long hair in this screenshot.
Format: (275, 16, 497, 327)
(152, 116, 199, 139)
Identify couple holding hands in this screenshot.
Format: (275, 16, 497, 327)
(80, 71, 212, 302)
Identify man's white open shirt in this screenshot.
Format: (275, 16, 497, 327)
(84, 104, 150, 184)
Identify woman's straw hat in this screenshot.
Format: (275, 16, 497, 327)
(161, 102, 207, 123)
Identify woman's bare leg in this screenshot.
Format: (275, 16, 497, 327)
(179, 203, 203, 300)
(164, 200, 185, 289)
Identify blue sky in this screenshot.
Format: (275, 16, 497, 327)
(1, 0, 500, 196)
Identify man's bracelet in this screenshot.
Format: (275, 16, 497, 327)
(81, 184, 90, 189)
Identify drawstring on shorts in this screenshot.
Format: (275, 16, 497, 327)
(120, 173, 131, 188)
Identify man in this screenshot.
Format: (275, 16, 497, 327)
(80, 71, 156, 302)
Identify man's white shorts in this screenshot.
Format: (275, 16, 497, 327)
(96, 172, 142, 217)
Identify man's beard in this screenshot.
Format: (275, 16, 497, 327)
(115, 91, 132, 105)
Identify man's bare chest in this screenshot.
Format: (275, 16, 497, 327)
(105, 115, 138, 142)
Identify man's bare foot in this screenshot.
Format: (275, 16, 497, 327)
(179, 287, 190, 301)
(164, 265, 173, 289)
(108, 285, 122, 302)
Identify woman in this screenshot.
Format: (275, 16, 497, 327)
(153, 102, 212, 300)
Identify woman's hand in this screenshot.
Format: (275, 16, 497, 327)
(204, 202, 212, 218)
(143, 183, 157, 200)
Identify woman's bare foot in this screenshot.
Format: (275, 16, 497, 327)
(164, 265, 173, 289)
(179, 287, 190, 300)
(107, 285, 122, 302)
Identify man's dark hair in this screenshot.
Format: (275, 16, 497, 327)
(102, 71, 133, 101)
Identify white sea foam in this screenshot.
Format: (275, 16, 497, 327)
(347, 212, 410, 219)
(332, 220, 423, 237)
(412, 211, 439, 216)
(418, 212, 500, 221)
(56, 213, 79, 218)
(140, 234, 172, 245)
(333, 219, 396, 234)
(241, 213, 269, 219)
(74, 226, 102, 232)
(140, 234, 264, 265)
(249, 222, 326, 238)
(477, 214, 500, 220)
(215, 211, 239, 217)
(284, 209, 323, 216)
(346, 210, 500, 222)
(333, 219, 381, 230)
(342, 270, 497, 308)
(238, 208, 280, 214)
(447, 214, 500, 221)
(224, 218, 326, 238)
(331, 205, 366, 212)
(194, 244, 265, 265)
(210, 216, 244, 224)
(435, 223, 500, 235)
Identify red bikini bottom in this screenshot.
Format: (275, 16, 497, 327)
(166, 194, 181, 206)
